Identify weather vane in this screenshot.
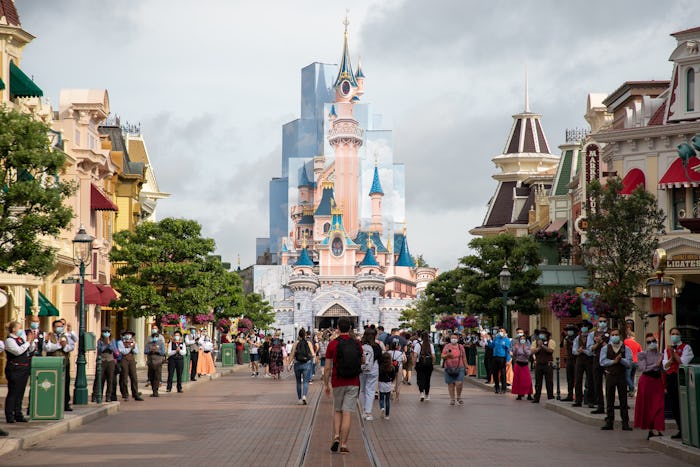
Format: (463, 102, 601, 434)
(343, 10, 350, 32)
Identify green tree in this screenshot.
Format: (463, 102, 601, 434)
(458, 234, 543, 324)
(399, 297, 432, 331)
(586, 178, 665, 323)
(109, 218, 244, 319)
(242, 293, 274, 330)
(0, 108, 73, 275)
(413, 254, 430, 267)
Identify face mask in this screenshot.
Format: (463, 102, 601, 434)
(17, 330, 26, 339)
(539, 334, 546, 340)
(610, 336, 620, 345)
(670, 334, 681, 344)
(450, 338, 458, 344)
(56, 326, 64, 334)
(152, 329, 158, 334)
(102, 332, 110, 338)
(499, 332, 506, 337)
(152, 337, 159, 342)
(648, 342, 658, 350)
(174, 336, 181, 341)
(516, 332, 523, 337)
(567, 330, 575, 336)
(124, 335, 132, 341)
(581, 327, 588, 333)
(519, 339, 526, 344)
(598, 322, 607, 329)
(30, 322, 39, 330)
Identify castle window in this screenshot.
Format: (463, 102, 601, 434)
(323, 223, 330, 233)
(297, 303, 300, 310)
(372, 297, 376, 305)
(688, 68, 696, 112)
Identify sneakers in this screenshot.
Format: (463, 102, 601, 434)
(457, 398, 464, 406)
(302, 396, 307, 405)
(380, 408, 386, 418)
(384, 416, 390, 420)
(364, 414, 373, 421)
(297, 399, 304, 405)
(420, 392, 425, 401)
(449, 399, 456, 406)
(425, 394, 430, 401)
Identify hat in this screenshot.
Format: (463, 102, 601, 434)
(580, 320, 592, 328)
(101, 326, 111, 332)
(565, 323, 578, 331)
(121, 329, 134, 336)
(173, 329, 182, 336)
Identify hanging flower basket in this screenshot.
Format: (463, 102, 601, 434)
(436, 315, 459, 331)
(549, 290, 581, 319)
(161, 313, 181, 325)
(462, 315, 479, 329)
(193, 311, 215, 324)
(237, 317, 253, 334)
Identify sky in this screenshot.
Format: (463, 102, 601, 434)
(16, 0, 700, 272)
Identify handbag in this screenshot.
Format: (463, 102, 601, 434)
(445, 366, 461, 377)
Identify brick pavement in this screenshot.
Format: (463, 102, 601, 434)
(0, 369, 319, 467)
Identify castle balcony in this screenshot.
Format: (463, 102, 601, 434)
(328, 119, 364, 147)
(354, 271, 386, 292)
(288, 271, 320, 292)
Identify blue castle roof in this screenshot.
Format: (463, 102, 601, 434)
(395, 232, 415, 267)
(334, 24, 358, 88)
(369, 165, 384, 196)
(298, 165, 313, 188)
(295, 247, 314, 267)
(315, 184, 335, 216)
(354, 231, 388, 253)
(359, 247, 379, 267)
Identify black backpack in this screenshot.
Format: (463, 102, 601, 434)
(335, 337, 362, 378)
(294, 339, 311, 363)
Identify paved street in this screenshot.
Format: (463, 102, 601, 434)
(0, 368, 694, 466)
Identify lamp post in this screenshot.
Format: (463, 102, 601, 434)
(72, 225, 94, 405)
(647, 248, 675, 351)
(499, 264, 511, 334)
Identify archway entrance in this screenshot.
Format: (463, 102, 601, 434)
(674, 280, 700, 361)
(316, 303, 358, 330)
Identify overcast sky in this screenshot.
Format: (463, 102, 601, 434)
(17, 0, 700, 272)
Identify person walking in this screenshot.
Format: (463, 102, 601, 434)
(289, 328, 315, 405)
(624, 331, 642, 397)
(235, 332, 246, 366)
(117, 329, 143, 401)
(144, 329, 165, 397)
(378, 352, 396, 419)
(511, 333, 533, 400)
(402, 332, 414, 385)
(359, 328, 381, 419)
(600, 329, 632, 431)
(94, 327, 118, 402)
(442, 332, 467, 406)
(269, 331, 284, 379)
(663, 327, 695, 439)
(634, 333, 665, 439)
(480, 330, 494, 383)
(167, 330, 187, 393)
(531, 329, 555, 403)
(488, 328, 511, 394)
(324, 317, 362, 455)
(413, 331, 435, 401)
(318, 331, 330, 378)
(260, 334, 271, 377)
(248, 331, 261, 377)
(4, 321, 32, 425)
(387, 340, 406, 401)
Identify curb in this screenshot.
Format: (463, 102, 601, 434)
(649, 436, 700, 465)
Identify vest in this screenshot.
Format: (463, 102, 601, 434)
(535, 342, 553, 365)
(170, 341, 184, 359)
(665, 343, 687, 375)
(6, 337, 30, 365)
(605, 344, 626, 377)
(46, 333, 69, 360)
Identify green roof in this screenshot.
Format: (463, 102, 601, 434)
(10, 61, 43, 98)
(535, 265, 589, 293)
(554, 150, 573, 196)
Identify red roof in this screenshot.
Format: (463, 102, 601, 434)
(658, 156, 700, 188)
(620, 168, 645, 194)
(91, 183, 118, 211)
(648, 101, 666, 126)
(0, 0, 20, 26)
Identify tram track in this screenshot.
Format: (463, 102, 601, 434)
(296, 386, 323, 467)
(356, 402, 383, 467)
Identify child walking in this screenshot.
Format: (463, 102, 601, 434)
(378, 353, 397, 420)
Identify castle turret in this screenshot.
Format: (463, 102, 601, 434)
(369, 161, 384, 233)
(355, 56, 365, 96)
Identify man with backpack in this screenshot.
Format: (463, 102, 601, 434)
(324, 317, 362, 455)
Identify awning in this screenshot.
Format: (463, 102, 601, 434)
(91, 183, 118, 211)
(0, 78, 5, 91)
(545, 219, 567, 233)
(9, 61, 43, 98)
(75, 280, 102, 305)
(620, 168, 645, 194)
(95, 284, 118, 306)
(25, 289, 60, 317)
(659, 156, 700, 189)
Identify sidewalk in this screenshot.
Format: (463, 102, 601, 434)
(0, 361, 241, 457)
(462, 369, 700, 465)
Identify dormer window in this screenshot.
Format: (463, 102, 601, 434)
(688, 68, 696, 111)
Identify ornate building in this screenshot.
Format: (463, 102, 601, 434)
(268, 21, 436, 332)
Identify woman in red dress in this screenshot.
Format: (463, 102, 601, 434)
(633, 333, 665, 439)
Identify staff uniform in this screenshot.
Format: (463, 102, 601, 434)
(587, 329, 609, 412)
(4, 334, 31, 422)
(510, 341, 532, 397)
(600, 342, 632, 429)
(531, 337, 556, 402)
(196, 338, 216, 376)
(634, 349, 665, 433)
(562, 333, 577, 400)
(573, 333, 593, 406)
(167, 340, 187, 392)
(25, 327, 44, 416)
(94, 338, 118, 402)
(45, 331, 75, 410)
(185, 331, 199, 380)
(144, 338, 165, 396)
(117, 339, 142, 400)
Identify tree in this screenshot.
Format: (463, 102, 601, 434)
(413, 254, 430, 267)
(458, 234, 543, 323)
(241, 293, 274, 330)
(109, 218, 244, 319)
(586, 178, 665, 323)
(0, 108, 73, 275)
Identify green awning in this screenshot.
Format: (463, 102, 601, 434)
(10, 61, 43, 98)
(0, 78, 5, 91)
(536, 265, 589, 294)
(25, 289, 60, 317)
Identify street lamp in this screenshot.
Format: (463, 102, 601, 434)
(499, 263, 511, 334)
(72, 225, 94, 405)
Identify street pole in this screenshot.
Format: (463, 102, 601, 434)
(74, 261, 88, 405)
(555, 356, 561, 400)
(502, 290, 509, 335)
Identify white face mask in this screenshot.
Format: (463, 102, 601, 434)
(450, 338, 458, 344)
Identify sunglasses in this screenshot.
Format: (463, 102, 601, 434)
(646, 340, 657, 344)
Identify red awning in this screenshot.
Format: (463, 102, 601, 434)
(620, 168, 645, 194)
(658, 156, 700, 189)
(95, 284, 118, 306)
(75, 280, 102, 305)
(545, 219, 567, 233)
(91, 183, 118, 211)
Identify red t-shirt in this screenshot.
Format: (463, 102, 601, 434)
(325, 335, 361, 387)
(624, 338, 642, 363)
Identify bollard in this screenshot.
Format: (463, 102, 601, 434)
(95, 351, 102, 404)
(555, 357, 561, 400)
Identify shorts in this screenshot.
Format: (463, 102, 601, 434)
(443, 367, 465, 385)
(320, 357, 326, 367)
(250, 354, 259, 362)
(332, 385, 359, 412)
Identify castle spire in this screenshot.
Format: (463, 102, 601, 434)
(334, 12, 358, 89)
(369, 160, 384, 196)
(525, 66, 530, 113)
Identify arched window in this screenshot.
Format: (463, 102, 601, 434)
(688, 68, 695, 112)
(323, 223, 330, 233)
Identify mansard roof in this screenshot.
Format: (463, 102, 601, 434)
(503, 112, 551, 155)
(0, 0, 20, 26)
(315, 183, 335, 216)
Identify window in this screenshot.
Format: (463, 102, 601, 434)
(688, 68, 696, 112)
(693, 188, 700, 217)
(673, 188, 686, 230)
(323, 223, 330, 233)
(74, 129, 81, 145)
(372, 297, 376, 305)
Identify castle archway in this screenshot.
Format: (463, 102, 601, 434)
(316, 302, 358, 330)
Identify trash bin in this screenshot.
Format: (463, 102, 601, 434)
(678, 366, 692, 446)
(30, 356, 65, 420)
(687, 365, 700, 448)
(477, 347, 486, 379)
(434, 345, 442, 366)
(221, 343, 235, 367)
(243, 343, 250, 364)
(182, 351, 191, 383)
